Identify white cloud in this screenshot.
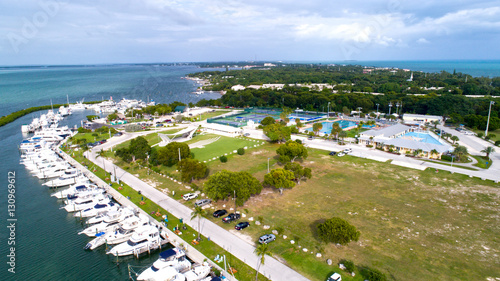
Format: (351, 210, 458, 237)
(416, 38, 430, 44)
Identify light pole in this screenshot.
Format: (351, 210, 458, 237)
(327, 102, 330, 120)
(388, 102, 393, 116)
(485, 101, 495, 137)
(376, 103, 379, 114)
(267, 158, 270, 173)
(451, 155, 454, 167)
(396, 102, 400, 115)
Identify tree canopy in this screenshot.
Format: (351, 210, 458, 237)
(263, 168, 296, 195)
(157, 142, 191, 166)
(276, 140, 308, 163)
(177, 159, 207, 183)
(263, 123, 291, 143)
(114, 136, 151, 163)
(260, 116, 276, 126)
(317, 217, 360, 245)
(284, 162, 312, 184)
(204, 170, 262, 206)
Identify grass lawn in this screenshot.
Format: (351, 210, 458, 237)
(471, 155, 493, 169)
(113, 127, 185, 150)
(188, 135, 263, 162)
(471, 128, 500, 142)
(198, 145, 500, 281)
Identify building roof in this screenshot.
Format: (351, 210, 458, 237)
(382, 137, 452, 153)
(174, 106, 187, 112)
(361, 123, 411, 138)
(402, 114, 443, 120)
(203, 123, 242, 133)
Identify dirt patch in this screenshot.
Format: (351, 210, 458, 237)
(251, 150, 265, 155)
(229, 229, 256, 246)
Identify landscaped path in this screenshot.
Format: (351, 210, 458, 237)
(86, 131, 310, 281)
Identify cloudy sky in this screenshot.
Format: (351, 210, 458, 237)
(1, 0, 499, 65)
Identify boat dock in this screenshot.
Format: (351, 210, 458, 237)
(56, 148, 237, 281)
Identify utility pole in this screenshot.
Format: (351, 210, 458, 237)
(327, 102, 330, 120)
(485, 101, 495, 137)
(178, 148, 181, 162)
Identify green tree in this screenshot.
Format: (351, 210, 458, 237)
(338, 131, 348, 144)
(330, 122, 342, 140)
(129, 136, 151, 161)
(481, 146, 495, 159)
(177, 159, 207, 182)
(237, 147, 245, 155)
(431, 120, 440, 129)
(360, 266, 387, 281)
(450, 135, 459, 144)
(107, 113, 118, 121)
(260, 116, 276, 126)
(312, 122, 323, 136)
(276, 140, 308, 163)
(254, 243, 269, 281)
(295, 118, 304, 129)
(263, 123, 291, 143)
(204, 170, 262, 205)
(96, 149, 107, 175)
(157, 142, 191, 166)
(317, 217, 360, 245)
(190, 206, 205, 241)
(284, 162, 312, 184)
(453, 145, 468, 161)
(263, 168, 295, 195)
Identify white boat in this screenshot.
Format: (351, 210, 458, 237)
(51, 183, 101, 199)
(43, 174, 88, 188)
(78, 206, 133, 236)
(107, 224, 162, 256)
(63, 194, 110, 212)
(140, 266, 186, 281)
(35, 167, 76, 180)
(73, 201, 119, 218)
(183, 263, 211, 281)
(137, 248, 192, 281)
(84, 214, 150, 250)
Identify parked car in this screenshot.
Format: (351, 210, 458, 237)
(222, 213, 241, 223)
(244, 133, 250, 137)
(327, 273, 342, 281)
(235, 222, 250, 230)
(114, 132, 123, 137)
(99, 139, 107, 144)
(183, 193, 198, 201)
(343, 148, 352, 154)
(194, 199, 211, 207)
(329, 151, 337, 156)
(337, 152, 345, 157)
(258, 234, 276, 244)
(212, 209, 227, 218)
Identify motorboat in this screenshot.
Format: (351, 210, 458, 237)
(84, 214, 149, 250)
(107, 224, 162, 256)
(73, 201, 119, 218)
(140, 266, 186, 281)
(43, 174, 88, 188)
(137, 248, 192, 281)
(35, 167, 76, 179)
(51, 183, 102, 199)
(63, 194, 110, 212)
(183, 263, 211, 281)
(78, 207, 133, 236)
(85, 206, 134, 225)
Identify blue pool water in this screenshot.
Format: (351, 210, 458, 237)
(306, 120, 357, 134)
(401, 132, 442, 145)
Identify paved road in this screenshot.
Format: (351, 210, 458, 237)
(87, 134, 310, 281)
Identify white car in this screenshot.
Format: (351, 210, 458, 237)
(343, 148, 352, 154)
(337, 152, 345, 157)
(183, 193, 198, 201)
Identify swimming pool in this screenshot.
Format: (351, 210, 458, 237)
(400, 132, 442, 145)
(305, 120, 357, 134)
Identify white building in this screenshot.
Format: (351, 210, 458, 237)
(402, 114, 443, 125)
(230, 84, 246, 91)
(202, 123, 242, 137)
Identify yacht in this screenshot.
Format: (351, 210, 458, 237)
(85, 206, 134, 225)
(43, 174, 88, 188)
(140, 266, 186, 281)
(137, 248, 192, 281)
(63, 194, 110, 212)
(35, 167, 76, 180)
(74, 201, 119, 218)
(183, 263, 211, 281)
(107, 224, 163, 256)
(51, 183, 102, 199)
(78, 207, 133, 236)
(84, 214, 150, 250)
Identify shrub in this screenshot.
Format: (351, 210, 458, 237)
(295, 139, 302, 144)
(317, 217, 360, 245)
(440, 154, 453, 162)
(495, 140, 500, 146)
(360, 266, 387, 281)
(91, 133, 98, 137)
(339, 259, 355, 273)
(477, 132, 484, 138)
(366, 145, 373, 148)
(219, 155, 228, 163)
(237, 147, 245, 155)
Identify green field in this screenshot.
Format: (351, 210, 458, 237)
(188, 135, 263, 161)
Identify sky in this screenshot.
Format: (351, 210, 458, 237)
(1, 0, 499, 65)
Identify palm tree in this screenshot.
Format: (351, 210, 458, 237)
(312, 122, 323, 136)
(254, 242, 269, 281)
(450, 135, 459, 145)
(191, 206, 204, 241)
(338, 131, 347, 144)
(96, 149, 106, 175)
(295, 118, 303, 129)
(330, 122, 341, 140)
(481, 146, 496, 160)
(431, 120, 440, 129)
(431, 149, 439, 158)
(453, 146, 468, 161)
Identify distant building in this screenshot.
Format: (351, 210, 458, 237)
(174, 106, 188, 113)
(231, 84, 246, 91)
(402, 114, 443, 125)
(264, 63, 276, 67)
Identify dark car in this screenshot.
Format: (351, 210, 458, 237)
(99, 139, 107, 144)
(222, 213, 241, 223)
(114, 132, 123, 137)
(213, 209, 227, 218)
(329, 151, 337, 156)
(235, 222, 250, 230)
